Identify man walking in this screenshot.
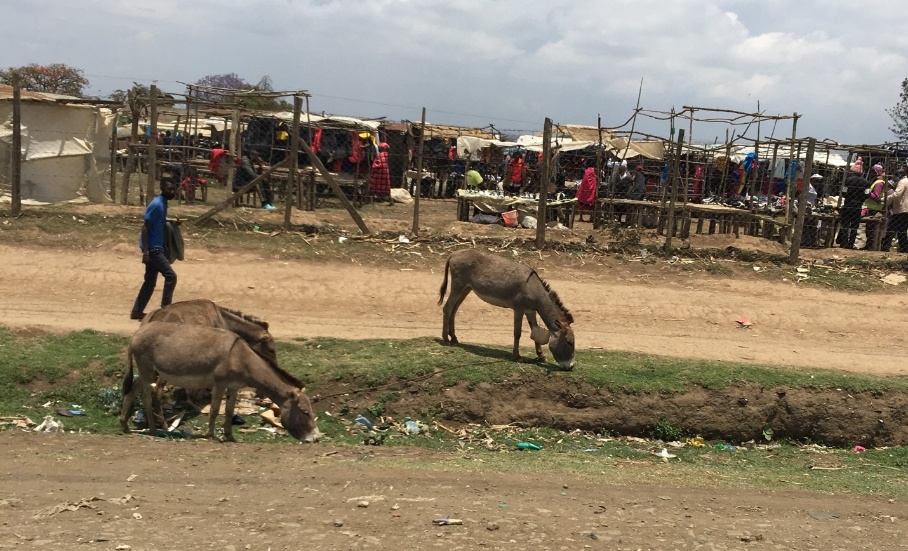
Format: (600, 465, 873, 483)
(130, 178, 180, 320)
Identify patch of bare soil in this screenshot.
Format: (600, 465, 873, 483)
(1, 432, 906, 550)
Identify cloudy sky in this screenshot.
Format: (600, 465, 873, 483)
(4, 0, 908, 146)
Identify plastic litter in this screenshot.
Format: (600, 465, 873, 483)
(432, 517, 463, 526)
(652, 448, 677, 459)
(516, 442, 542, 451)
(404, 420, 421, 434)
(354, 415, 374, 430)
(853, 445, 866, 453)
(34, 415, 63, 433)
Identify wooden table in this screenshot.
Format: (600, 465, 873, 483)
(456, 191, 578, 228)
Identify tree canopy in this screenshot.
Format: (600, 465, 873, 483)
(192, 73, 291, 111)
(0, 63, 88, 97)
(887, 77, 908, 142)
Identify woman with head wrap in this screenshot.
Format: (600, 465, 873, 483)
(862, 163, 887, 250)
(368, 142, 393, 205)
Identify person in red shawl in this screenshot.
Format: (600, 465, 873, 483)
(368, 142, 393, 204)
(576, 158, 598, 206)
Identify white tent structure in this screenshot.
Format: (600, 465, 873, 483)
(0, 85, 115, 203)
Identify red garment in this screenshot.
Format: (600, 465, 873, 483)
(368, 152, 391, 196)
(447, 146, 456, 161)
(576, 167, 597, 205)
(208, 149, 230, 182)
(349, 132, 365, 163)
(507, 158, 524, 184)
(311, 128, 322, 154)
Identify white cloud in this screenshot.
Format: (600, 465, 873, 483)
(1, 0, 907, 143)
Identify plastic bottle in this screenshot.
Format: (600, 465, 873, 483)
(517, 442, 542, 451)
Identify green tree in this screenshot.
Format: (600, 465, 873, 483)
(0, 63, 89, 97)
(887, 77, 908, 142)
(192, 73, 291, 111)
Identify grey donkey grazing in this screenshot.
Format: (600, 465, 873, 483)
(135, 299, 279, 428)
(438, 249, 575, 370)
(121, 321, 321, 443)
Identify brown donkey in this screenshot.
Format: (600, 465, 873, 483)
(438, 249, 575, 370)
(121, 321, 321, 443)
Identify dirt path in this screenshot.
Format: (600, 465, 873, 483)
(1, 433, 904, 550)
(1, 243, 906, 375)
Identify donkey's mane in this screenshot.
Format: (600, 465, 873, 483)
(269, 362, 306, 390)
(530, 271, 575, 324)
(219, 306, 269, 330)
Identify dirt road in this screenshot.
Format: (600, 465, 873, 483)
(1, 243, 906, 375)
(1, 433, 904, 550)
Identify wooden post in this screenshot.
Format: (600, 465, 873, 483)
(120, 90, 140, 204)
(412, 108, 426, 236)
(109, 112, 117, 202)
(10, 80, 22, 215)
(145, 84, 158, 205)
(789, 138, 815, 264)
(284, 96, 302, 230)
(663, 129, 685, 254)
(781, 112, 798, 243)
(592, 114, 603, 229)
(535, 118, 553, 249)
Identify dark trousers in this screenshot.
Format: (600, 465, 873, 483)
(837, 207, 862, 249)
(883, 212, 908, 252)
(261, 180, 274, 206)
(132, 248, 177, 313)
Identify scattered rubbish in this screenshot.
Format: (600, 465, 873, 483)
(364, 432, 386, 446)
(56, 408, 74, 417)
(168, 411, 186, 431)
(357, 501, 370, 508)
(517, 442, 542, 451)
(753, 266, 761, 271)
(230, 414, 245, 426)
(338, 236, 348, 243)
(736, 317, 754, 328)
(0, 416, 35, 429)
(853, 445, 867, 453)
(762, 427, 774, 441)
(354, 415, 374, 430)
(881, 273, 906, 286)
(34, 415, 63, 433)
(398, 235, 410, 244)
(807, 510, 839, 521)
(432, 517, 463, 526)
(404, 420, 421, 434)
(651, 448, 677, 459)
(685, 436, 705, 448)
(34, 495, 133, 519)
(252, 225, 260, 232)
(715, 443, 735, 451)
(796, 266, 810, 274)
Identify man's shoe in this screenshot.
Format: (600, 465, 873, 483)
(130, 311, 146, 320)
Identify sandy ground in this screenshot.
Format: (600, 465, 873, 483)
(3, 226, 908, 549)
(0, 243, 906, 376)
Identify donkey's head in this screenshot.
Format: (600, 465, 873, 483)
(251, 331, 279, 368)
(280, 389, 321, 443)
(531, 321, 575, 370)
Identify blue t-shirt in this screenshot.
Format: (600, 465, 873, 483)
(139, 194, 168, 250)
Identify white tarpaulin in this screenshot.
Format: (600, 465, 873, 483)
(0, 87, 115, 203)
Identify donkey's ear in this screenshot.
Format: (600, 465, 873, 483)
(530, 326, 551, 344)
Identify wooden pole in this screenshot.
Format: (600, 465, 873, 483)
(412, 107, 426, 236)
(121, 90, 140, 204)
(109, 111, 117, 202)
(145, 84, 158, 205)
(781, 112, 798, 243)
(10, 80, 22, 215)
(592, 114, 602, 228)
(663, 128, 685, 254)
(535, 118, 553, 249)
(684, 109, 693, 204)
(284, 96, 302, 230)
(789, 138, 815, 264)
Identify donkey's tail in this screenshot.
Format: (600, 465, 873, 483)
(437, 256, 452, 306)
(122, 347, 135, 397)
